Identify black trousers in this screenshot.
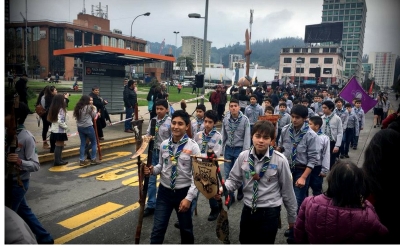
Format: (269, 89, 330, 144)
(217, 104, 225, 121)
(239, 205, 281, 244)
(329, 140, 338, 169)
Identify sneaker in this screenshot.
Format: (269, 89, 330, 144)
(124, 129, 134, 133)
(284, 229, 291, 237)
(99, 137, 104, 140)
(344, 155, 350, 158)
(90, 159, 101, 165)
(352, 147, 357, 150)
(143, 207, 155, 217)
(174, 221, 180, 229)
(80, 160, 86, 166)
(374, 125, 376, 128)
(340, 155, 345, 159)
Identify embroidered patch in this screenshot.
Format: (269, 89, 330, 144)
(211, 139, 216, 143)
(245, 171, 250, 179)
(269, 164, 277, 170)
(162, 145, 168, 149)
(182, 149, 192, 154)
(218, 140, 222, 145)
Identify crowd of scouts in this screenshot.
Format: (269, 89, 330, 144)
(6, 84, 400, 244)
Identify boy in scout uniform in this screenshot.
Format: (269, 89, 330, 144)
(216, 120, 297, 244)
(143, 99, 172, 217)
(221, 99, 251, 203)
(144, 110, 200, 244)
(190, 104, 206, 138)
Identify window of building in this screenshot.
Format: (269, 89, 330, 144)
(297, 57, 305, 63)
(339, 16, 344, 21)
(350, 15, 355, 20)
(284, 58, 292, 63)
(296, 67, 304, 73)
(350, 9, 356, 14)
(282, 48, 290, 53)
(49, 27, 65, 75)
(293, 48, 301, 53)
(352, 52, 358, 56)
(110, 37, 117, 47)
(102, 36, 109, 46)
(357, 2, 363, 8)
(311, 48, 319, 53)
(322, 16, 327, 22)
(328, 10, 333, 15)
(117, 39, 124, 48)
(340, 4, 345, 9)
(344, 16, 349, 20)
(346, 52, 352, 56)
(323, 68, 332, 75)
(302, 48, 308, 53)
(333, 16, 338, 21)
(323, 48, 330, 53)
(351, 3, 356, 8)
(84, 32, 92, 46)
(310, 58, 319, 64)
(345, 9, 349, 14)
(345, 3, 350, 8)
(330, 48, 337, 53)
(324, 58, 333, 64)
(283, 67, 291, 73)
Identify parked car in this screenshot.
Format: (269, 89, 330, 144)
(182, 81, 192, 87)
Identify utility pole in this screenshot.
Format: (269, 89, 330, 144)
(20, 0, 28, 75)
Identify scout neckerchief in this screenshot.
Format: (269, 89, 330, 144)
(354, 107, 362, 121)
(249, 104, 258, 123)
(168, 134, 189, 190)
(154, 115, 168, 146)
(196, 117, 204, 133)
(201, 127, 217, 154)
(248, 146, 274, 213)
(335, 107, 345, 118)
(317, 129, 323, 136)
(324, 112, 335, 141)
(278, 111, 286, 126)
(228, 111, 243, 146)
(289, 122, 309, 169)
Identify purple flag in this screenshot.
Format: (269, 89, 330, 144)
(339, 77, 377, 113)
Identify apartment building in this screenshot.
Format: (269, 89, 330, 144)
(181, 36, 212, 65)
(368, 52, 397, 89)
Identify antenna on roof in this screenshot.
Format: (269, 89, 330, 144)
(83, 0, 86, 14)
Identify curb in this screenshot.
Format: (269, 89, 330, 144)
(38, 137, 137, 164)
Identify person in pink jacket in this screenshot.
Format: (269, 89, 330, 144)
(294, 160, 388, 244)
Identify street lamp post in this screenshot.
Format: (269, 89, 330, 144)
(188, 0, 209, 105)
(296, 57, 302, 91)
(173, 31, 179, 81)
(324, 69, 332, 89)
(129, 12, 150, 79)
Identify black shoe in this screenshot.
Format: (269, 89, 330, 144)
(374, 125, 376, 128)
(284, 229, 291, 237)
(143, 207, 155, 217)
(237, 187, 244, 201)
(174, 221, 180, 229)
(229, 195, 235, 205)
(340, 155, 345, 159)
(207, 207, 220, 221)
(353, 147, 357, 150)
(344, 155, 350, 158)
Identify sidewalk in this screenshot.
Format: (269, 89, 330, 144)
(26, 100, 213, 163)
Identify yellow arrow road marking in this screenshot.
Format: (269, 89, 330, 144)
(54, 202, 140, 244)
(96, 168, 138, 181)
(58, 202, 124, 229)
(79, 159, 138, 178)
(122, 175, 160, 187)
(49, 152, 135, 172)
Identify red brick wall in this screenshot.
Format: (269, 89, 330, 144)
(38, 26, 49, 79)
(77, 14, 110, 31)
(64, 27, 75, 81)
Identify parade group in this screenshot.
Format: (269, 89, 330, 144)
(5, 77, 400, 244)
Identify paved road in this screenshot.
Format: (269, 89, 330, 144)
(25, 93, 399, 244)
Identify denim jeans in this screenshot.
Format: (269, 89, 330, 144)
(11, 179, 54, 244)
(125, 107, 133, 130)
(308, 165, 323, 196)
(291, 167, 311, 214)
(150, 185, 194, 244)
(78, 126, 97, 161)
(340, 127, 355, 156)
(146, 149, 160, 209)
(189, 193, 219, 217)
(239, 205, 281, 244)
(224, 146, 243, 198)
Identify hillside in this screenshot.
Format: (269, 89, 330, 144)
(148, 37, 305, 69)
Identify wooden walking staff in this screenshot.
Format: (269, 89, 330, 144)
(93, 114, 102, 160)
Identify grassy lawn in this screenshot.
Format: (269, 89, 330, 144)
(22, 81, 209, 112)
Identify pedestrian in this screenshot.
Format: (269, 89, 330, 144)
(210, 86, 221, 112)
(276, 104, 319, 238)
(147, 85, 156, 119)
(216, 120, 297, 244)
(192, 83, 197, 94)
(274, 97, 291, 114)
(151, 86, 169, 119)
(144, 110, 200, 244)
(47, 94, 69, 166)
(15, 74, 31, 111)
(175, 110, 223, 228)
(275, 102, 291, 143)
(221, 99, 251, 203)
(264, 106, 274, 116)
(73, 95, 100, 166)
(238, 88, 249, 113)
(40, 86, 58, 152)
(310, 94, 323, 116)
(352, 98, 365, 149)
(123, 80, 137, 133)
(301, 98, 316, 119)
(282, 92, 293, 109)
(5, 99, 54, 244)
(217, 86, 228, 122)
(321, 100, 343, 169)
(55, 72, 59, 83)
(307, 116, 330, 196)
(89, 86, 108, 140)
(373, 93, 384, 128)
(5, 206, 38, 244)
(244, 94, 264, 135)
(362, 129, 400, 243)
(334, 98, 349, 158)
(7, 70, 14, 88)
(382, 95, 390, 121)
(177, 82, 182, 93)
(381, 104, 400, 129)
(294, 160, 388, 244)
(340, 103, 359, 159)
(263, 98, 273, 114)
(190, 104, 205, 138)
(143, 99, 172, 218)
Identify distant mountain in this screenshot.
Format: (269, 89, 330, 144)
(147, 37, 305, 69)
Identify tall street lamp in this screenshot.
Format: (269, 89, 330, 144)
(188, 0, 209, 105)
(296, 57, 303, 91)
(129, 12, 150, 79)
(173, 31, 179, 80)
(324, 69, 332, 88)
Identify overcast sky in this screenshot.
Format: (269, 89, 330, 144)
(8, 0, 400, 56)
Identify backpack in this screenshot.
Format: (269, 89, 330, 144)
(35, 104, 47, 117)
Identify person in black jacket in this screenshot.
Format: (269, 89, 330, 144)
(15, 74, 33, 113)
(89, 86, 108, 140)
(123, 80, 137, 133)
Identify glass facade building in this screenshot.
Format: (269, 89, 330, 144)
(321, 0, 367, 81)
